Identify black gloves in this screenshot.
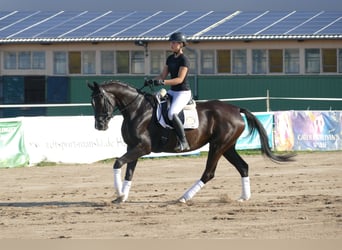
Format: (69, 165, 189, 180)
(153, 79, 165, 86)
(144, 79, 165, 86)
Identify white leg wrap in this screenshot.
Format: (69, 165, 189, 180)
(179, 180, 205, 203)
(121, 180, 132, 202)
(238, 176, 251, 202)
(113, 168, 123, 196)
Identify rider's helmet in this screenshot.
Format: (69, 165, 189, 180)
(168, 32, 187, 47)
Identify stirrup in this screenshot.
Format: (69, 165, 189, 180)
(174, 141, 190, 152)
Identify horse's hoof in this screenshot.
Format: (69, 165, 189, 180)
(237, 197, 250, 202)
(178, 197, 186, 203)
(112, 195, 125, 204)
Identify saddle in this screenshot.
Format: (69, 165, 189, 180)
(155, 89, 199, 130)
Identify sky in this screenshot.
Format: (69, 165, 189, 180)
(1, 0, 341, 11)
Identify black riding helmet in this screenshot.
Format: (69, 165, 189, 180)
(169, 32, 187, 47)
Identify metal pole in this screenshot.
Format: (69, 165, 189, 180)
(266, 89, 270, 112)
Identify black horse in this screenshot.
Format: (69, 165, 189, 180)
(88, 81, 295, 203)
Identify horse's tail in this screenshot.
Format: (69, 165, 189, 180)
(240, 108, 296, 162)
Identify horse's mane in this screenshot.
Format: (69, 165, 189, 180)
(101, 80, 130, 89)
(102, 80, 157, 108)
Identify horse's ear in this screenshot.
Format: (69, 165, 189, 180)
(88, 82, 100, 91)
(88, 82, 95, 91)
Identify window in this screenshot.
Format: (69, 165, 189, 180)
(201, 50, 215, 74)
(18, 51, 31, 69)
(83, 51, 96, 74)
(4, 52, 16, 69)
(217, 50, 231, 73)
(131, 51, 145, 74)
(322, 49, 337, 73)
(32, 51, 45, 69)
(4, 51, 46, 70)
(68, 51, 81, 74)
(269, 49, 283, 73)
(305, 49, 320, 73)
(252, 49, 267, 74)
(53, 51, 67, 74)
(285, 49, 299, 74)
(150, 50, 165, 74)
(101, 51, 114, 74)
(184, 49, 197, 74)
(232, 49, 247, 74)
(116, 51, 129, 74)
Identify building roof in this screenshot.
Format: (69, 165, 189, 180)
(0, 10, 341, 43)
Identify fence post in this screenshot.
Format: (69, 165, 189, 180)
(266, 89, 270, 112)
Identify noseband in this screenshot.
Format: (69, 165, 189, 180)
(91, 88, 115, 122)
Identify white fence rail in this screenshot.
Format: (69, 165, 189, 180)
(1, 96, 342, 112)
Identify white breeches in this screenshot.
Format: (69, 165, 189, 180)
(167, 90, 191, 121)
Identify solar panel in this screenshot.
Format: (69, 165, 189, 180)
(287, 11, 342, 34)
(204, 11, 265, 36)
(316, 16, 342, 34)
(55, 11, 109, 38)
(32, 11, 106, 38)
(5, 11, 67, 38)
(229, 11, 293, 35)
(0, 10, 341, 41)
(90, 11, 155, 37)
(0, 11, 38, 34)
(33, 11, 90, 38)
(117, 11, 181, 37)
(0, 11, 16, 20)
(65, 11, 131, 37)
(0, 11, 32, 29)
(142, 11, 211, 37)
(182, 11, 233, 36)
(9, 11, 66, 38)
(5, 11, 76, 39)
(258, 11, 319, 35)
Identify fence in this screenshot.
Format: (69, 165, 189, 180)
(1, 92, 342, 113)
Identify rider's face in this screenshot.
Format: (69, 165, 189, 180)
(170, 41, 182, 52)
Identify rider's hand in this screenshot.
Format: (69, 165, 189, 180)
(144, 79, 154, 86)
(153, 79, 165, 86)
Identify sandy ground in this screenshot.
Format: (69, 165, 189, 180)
(0, 151, 341, 239)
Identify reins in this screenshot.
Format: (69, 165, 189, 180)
(103, 84, 149, 117)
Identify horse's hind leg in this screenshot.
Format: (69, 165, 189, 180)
(178, 144, 221, 203)
(223, 147, 251, 201)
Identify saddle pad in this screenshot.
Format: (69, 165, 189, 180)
(156, 104, 199, 129)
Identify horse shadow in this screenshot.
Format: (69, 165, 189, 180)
(0, 201, 106, 208)
(0, 200, 186, 208)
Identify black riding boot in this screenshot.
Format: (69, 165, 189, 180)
(172, 114, 190, 152)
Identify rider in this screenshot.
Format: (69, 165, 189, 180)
(151, 32, 191, 152)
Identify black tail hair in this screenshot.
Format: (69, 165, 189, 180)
(240, 108, 296, 162)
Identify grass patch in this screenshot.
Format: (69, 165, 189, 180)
(35, 161, 57, 167)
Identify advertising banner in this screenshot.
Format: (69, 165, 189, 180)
(23, 116, 127, 164)
(274, 111, 342, 151)
(0, 113, 275, 166)
(0, 121, 29, 168)
(236, 113, 273, 150)
(3, 110, 340, 167)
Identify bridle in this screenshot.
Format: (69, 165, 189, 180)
(91, 88, 116, 123)
(91, 86, 145, 123)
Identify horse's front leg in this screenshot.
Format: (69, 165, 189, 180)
(113, 145, 149, 203)
(113, 160, 137, 203)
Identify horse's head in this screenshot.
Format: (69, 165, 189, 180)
(88, 82, 115, 130)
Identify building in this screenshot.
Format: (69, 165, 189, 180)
(0, 10, 341, 117)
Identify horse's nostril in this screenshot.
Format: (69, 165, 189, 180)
(95, 122, 108, 131)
